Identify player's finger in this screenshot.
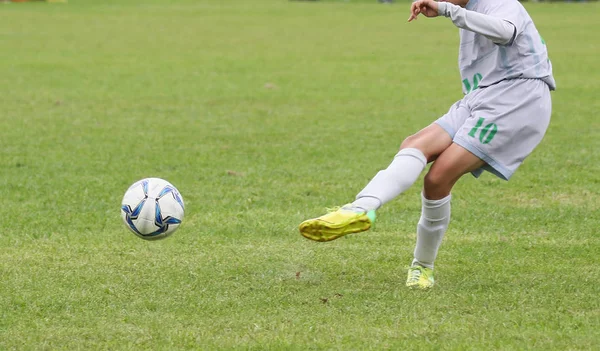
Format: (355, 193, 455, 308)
(409, 8, 420, 21)
(409, 1, 425, 22)
(408, 2, 417, 21)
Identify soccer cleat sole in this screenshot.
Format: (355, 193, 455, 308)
(406, 282, 434, 290)
(298, 217, 371, 242)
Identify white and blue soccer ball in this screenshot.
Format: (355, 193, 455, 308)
(121, 178, 185, 240)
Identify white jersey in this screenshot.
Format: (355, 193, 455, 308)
(445, 0, 556, 94)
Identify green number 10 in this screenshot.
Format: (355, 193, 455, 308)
(463, 73, 483, 94)
(468, 117, 498, 144)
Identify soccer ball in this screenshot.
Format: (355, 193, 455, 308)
(121, 178, 185, 240)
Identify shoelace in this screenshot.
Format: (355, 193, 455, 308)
(325, 205, 363, 214)
(409, 267, 422, 281)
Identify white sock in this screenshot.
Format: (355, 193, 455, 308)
(412, 193, 451, 269)
(352, 148, 427, 212)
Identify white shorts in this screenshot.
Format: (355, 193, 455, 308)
(435, 78, 552, 180)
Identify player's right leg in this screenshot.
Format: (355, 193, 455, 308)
(299, 123, 453, 242)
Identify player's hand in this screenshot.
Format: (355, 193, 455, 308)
(408, 0, 439, 22)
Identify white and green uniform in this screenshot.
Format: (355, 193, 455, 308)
(435, 0, 555, 180)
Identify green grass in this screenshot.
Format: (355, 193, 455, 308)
(1, 0, 599, 349)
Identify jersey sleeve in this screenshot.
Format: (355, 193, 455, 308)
(477, 0, 528, 38)
(438, 2, 517, 45)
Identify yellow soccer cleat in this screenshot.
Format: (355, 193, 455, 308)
(406, 265, 435, 290)
(299, 205, 376, 242)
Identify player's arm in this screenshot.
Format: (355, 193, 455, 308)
(408, 0, 516, 46)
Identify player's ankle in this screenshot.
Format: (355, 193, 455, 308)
(411, 260, 434, 270)
(351, 196, 381, 212)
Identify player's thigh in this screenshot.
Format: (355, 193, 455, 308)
(402, 98, 470, 162)
(423, 143, 485, 199)
(401, 123, 453, 162)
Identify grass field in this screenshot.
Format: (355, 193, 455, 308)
(1, 0, 599, 349)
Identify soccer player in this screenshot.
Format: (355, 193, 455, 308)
(299, 0, 555, 289)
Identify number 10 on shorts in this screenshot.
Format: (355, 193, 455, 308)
(468, 117, 498, 144)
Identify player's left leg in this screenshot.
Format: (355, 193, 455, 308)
(406, 143, 485, 290)
(299, 95, 471, 243)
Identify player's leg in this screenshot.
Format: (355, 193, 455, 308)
(299, 123, 452, 242)
(407, 143, 485, 289)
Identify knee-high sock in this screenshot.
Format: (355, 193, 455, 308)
(412, 193, 451, 269)
(352, 148, 427, 212)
